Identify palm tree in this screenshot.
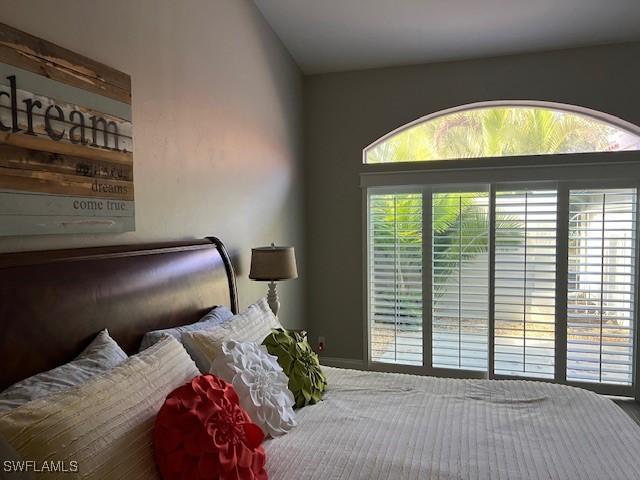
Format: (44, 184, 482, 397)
(370, 106, 608, 324)
(366, 106, 616, 163)
(372, 192, 496, 323)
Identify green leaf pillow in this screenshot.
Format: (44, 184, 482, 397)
(262, 329, 327, 408)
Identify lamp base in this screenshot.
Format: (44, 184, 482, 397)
(267, 281, 280, 318)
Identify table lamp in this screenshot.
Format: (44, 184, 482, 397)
(249, 243, 298, 317)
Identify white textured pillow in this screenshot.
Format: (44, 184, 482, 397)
(211, 341, 296, 437)
(183, 297, 282, 372)
(0, 329, 127, 412)
(0, 336, 198, 479)
(138, 305, 234, 351)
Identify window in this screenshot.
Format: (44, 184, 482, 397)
(494, 190, 557, 378)
(432, 191, 489, 371)
(567, 189, 637, 385)
(369, 192, 423, 365)
(364, 102, 640, 396)
(365, 102, 640, 164)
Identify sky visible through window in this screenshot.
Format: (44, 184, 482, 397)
(365, 105, 640, 164)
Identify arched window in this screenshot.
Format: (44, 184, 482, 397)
(364, 101, 640, 397)
(364, 101, 640, 164)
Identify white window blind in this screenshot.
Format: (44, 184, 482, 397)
(567, 188, 637, 385)
(493, 190, 557, 378)
(432, 192, 489, 371)
(367, 184, 638, 393)
(369, 192, 423, 366)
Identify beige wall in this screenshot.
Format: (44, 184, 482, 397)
(304, 42, 640, 360)
(0, 0, 305, 326)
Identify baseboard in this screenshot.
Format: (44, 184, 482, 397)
(320, 356, 366, 370)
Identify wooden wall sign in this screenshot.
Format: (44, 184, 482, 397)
(0, 22, 134, 236)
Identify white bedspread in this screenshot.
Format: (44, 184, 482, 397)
(265, 367, 640, 480)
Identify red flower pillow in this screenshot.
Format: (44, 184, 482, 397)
(154, 374, 268, 480)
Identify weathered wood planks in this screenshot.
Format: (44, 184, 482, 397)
(0, 83, 133, 152)
(0, 23, 134, 236)
(0, 22, 130, 104)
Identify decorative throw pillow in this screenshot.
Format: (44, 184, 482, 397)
(211, 341, 296, 437)
(0, 336, 199, 479)
(262, 329, 327, 408)
(139, 305, 234, 351)
(154, 374, 267, 480)
(182, 298, 283, 372)
(0, 329, 127, 412)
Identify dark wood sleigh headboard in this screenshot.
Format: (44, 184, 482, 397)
(0, 237, 238, 390)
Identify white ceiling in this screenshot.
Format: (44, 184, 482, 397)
(254, 0, 640, 74)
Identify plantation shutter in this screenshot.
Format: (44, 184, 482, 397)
(432, 192, 489, 371)
(368, 184, 637, 394)
(369, 192, 423, 366)
(493, 190, 558, 378)
(567, 188, 637, 385)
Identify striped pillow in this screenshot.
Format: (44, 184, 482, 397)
(0, 336, 199, 479)
(0, 329, 127, 412)
(183, 298, 282, 372)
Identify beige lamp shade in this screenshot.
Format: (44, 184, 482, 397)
(249, 245, 298, 281)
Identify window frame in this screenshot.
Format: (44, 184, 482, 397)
(362, 152, 640, 398)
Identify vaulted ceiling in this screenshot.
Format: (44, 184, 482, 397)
(254, 0, 640, 74)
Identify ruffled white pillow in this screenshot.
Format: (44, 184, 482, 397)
(211, 341, 296, 437)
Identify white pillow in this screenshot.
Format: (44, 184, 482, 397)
(139, 305, 234, 351)
(0, 336, 199, 480)
(211, 341, 296, 437)
(183, 297, 282, 372)
(0, 329, 127, 412)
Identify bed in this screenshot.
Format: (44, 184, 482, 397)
(1, 238, 640, 480)
(265, 367, 640, 479)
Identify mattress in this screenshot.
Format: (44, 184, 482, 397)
(265, 367, 640, 480)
